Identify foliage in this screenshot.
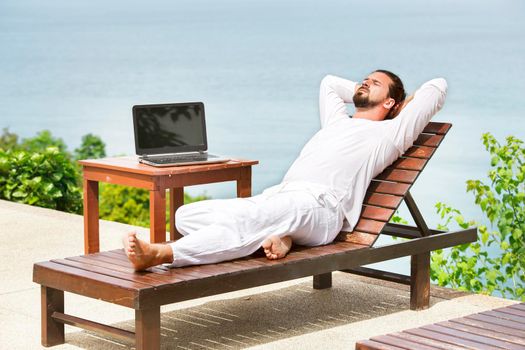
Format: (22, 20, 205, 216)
(0, 128, 19, 150)
(390, 210, 408, 225)
(74, 133, 106, 160)
(430, 133, 525, 300)
(0, 147, 82, 213)
(0, 129, 209, 221)
(20, 130, 68, 154)
(99, 184, 210, 229)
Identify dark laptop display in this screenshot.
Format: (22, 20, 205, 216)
(133, 102, 228, 167)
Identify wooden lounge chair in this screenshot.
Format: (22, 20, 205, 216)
(33, 121, 477, 349)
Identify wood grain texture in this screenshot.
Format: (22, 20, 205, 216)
(356, 302, 525, 350)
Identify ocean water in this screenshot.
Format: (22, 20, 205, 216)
(1, 0, 524, 273)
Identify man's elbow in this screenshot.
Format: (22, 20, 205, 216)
(422, 78, 447, 109)
(430, 78, 448, 95)
(320, 75, 335, 88)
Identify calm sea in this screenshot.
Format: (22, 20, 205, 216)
(1, 0, 524, 273)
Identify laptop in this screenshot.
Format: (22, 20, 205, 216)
(133, 102, 229, 167)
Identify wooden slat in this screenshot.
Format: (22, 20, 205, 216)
(370, 335, 440, 350)
(495, 306, 525, 318)
(422, 324, 522, 350)
(300, 241, 367, 255)
(481, 310, 525, 324)
(355, 339, 406, 350)
(336, 231, 378, 246)
(355, 219, 387, 234)
(70, 256, 191, 283)
(104, 250, 129, 261)
(302, 241, 369, 257)
(95, 251, 213, 280)
(33, 262, 144, 308)
(423, 122, 451, 135)
(404, 327, 497, 350)
(342, 267, 411, 285)
(368, 181, 410, 196)
(450, 317, 523, 337)
(437, 320, 525, 347)
(53, 258, 168, 286)
(230, 259, 270, 270)
(356, 293, 525, 350)
(247, 250, 320, 267)
(510, 303, 525, 312)
(361, 206, 394, 221)
(404, 146, 435, 159)
(414, 134, 444, 147)
(52, 312, 134, 343)
(392, 331, 468, 350)
(466, 313, 525, 331)
(83, 253, 135, 268)
(66, 256, 136, 274)
(391, 157, 427, 171)
(364, 193, 403, 209)
(176, 261, 251, 276)
(83, 252, 206, 281)
(374, 168, 418, 184)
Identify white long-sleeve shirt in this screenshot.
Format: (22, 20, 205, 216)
(282, 75, 448, 231)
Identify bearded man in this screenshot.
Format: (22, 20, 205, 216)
(123, 70, 447, 271)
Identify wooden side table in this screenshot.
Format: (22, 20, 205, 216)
(79, 157, 258, 254)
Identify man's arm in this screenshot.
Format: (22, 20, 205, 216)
(387, 78, 447, 152)
(319, 75, 357, 128)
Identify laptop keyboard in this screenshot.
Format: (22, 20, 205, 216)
(145, 154, 218, 164)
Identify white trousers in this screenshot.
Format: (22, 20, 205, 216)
(168, 181, 344, 267)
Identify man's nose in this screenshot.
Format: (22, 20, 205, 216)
(362, 80, 369, 88)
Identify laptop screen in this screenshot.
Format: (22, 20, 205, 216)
(133, 102, 208, 155)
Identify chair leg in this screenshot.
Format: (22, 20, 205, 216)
(136, 307, 160, 350)
(313, 272, 332, 289)
(41, 286, 65, 347)
(410, 252, 430, 310)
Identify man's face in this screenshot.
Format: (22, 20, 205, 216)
(353, 72, 393, 109)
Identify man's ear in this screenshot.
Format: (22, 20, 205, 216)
(383, 97, 395, 110)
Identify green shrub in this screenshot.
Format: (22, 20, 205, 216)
(20, 130, 68, 154)
(99, 184, 210, 229)
(0, 128, 212, 230)
(74, 133, 106, 160)
(0, 147, 82, 213)
(0, 128, 18, 150)
(431, 133, 525, 300)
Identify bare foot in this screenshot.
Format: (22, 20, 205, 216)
(261, 235, 292, 260)
(122, 232, 173, 271)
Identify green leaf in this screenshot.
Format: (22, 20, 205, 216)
(12, 190, 27, 198)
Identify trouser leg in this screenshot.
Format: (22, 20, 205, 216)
(169, 191, 343, 267)
(175, 199, 234, 236)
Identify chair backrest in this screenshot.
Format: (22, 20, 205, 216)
(336, 122, 452, 246)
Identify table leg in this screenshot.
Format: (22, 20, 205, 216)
(83, 179, 99, 254)
(237, 166, 252, 198)
(149, 189, 167, 243)
(169, 187, 184, 241)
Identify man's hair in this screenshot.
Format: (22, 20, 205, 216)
(374, 69, 406, 119)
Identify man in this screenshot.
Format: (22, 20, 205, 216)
(123, 70, 447, 271)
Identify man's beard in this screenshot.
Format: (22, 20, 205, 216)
(353, 91, 380, 108)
